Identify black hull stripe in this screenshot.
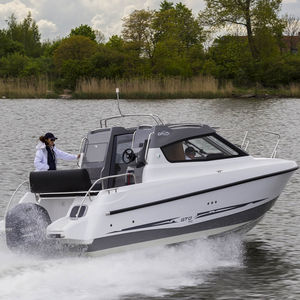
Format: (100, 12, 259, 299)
(108, 167, 297, 215)
(109, 198, 267, 234)
(87, 198, 277, 252)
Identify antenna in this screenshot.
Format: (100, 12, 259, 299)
(116, 87, 123, 116)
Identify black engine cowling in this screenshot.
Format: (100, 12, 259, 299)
(5, 202, 52, 252)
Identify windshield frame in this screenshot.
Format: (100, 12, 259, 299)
(161, 133, 248, 163)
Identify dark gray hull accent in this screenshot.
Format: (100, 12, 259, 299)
(109, 217, 179, 234)
(87, 198, 277, 253)
(108, 167, 297, 215)
(108, 198, 267, 234)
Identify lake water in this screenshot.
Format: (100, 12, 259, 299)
(0, 98, 299, 300)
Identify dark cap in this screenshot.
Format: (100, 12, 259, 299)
(44, 132, 57, 140)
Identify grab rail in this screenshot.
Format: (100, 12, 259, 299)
(4, 180, 29, 218)
(218, 129, 280, 158)
(145, 132, 154, 161)
(100, 114, 164, 128)
(79, 137, 88, 153)
(240, 130, 280, 158)
(168, 123, 204, 129)
(77, 137, 88, 167)
(75, 172, 136, 219)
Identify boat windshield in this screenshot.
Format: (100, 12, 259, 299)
(81, 129, 110, 182)
(161, 134, 240, 162)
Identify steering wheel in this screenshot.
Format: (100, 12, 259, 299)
(122, 148, 136, 164)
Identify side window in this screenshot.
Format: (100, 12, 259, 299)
(85, 143, 107, 163)
(84, 130, 110, 164)
(162, 135, 239, 162)
(115, 134, 133, 164)
(82, 130, 111, 182)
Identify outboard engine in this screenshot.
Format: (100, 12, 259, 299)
(5, 203, 52, 252)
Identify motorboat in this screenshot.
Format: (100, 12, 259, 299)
(2, 92, 298, 255)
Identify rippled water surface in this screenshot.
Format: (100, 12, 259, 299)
(0, 98, 299, 300)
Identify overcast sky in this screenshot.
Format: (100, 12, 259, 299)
(0, 0, 299, 41)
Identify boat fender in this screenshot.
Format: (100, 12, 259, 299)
(5, 202, 52, 252)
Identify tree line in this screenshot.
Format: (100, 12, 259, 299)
(0, 0, 299, 92)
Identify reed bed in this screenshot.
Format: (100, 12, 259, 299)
(0, 77, 51, 98)
(75, 76, 234, 99)
(280, 83, 300, 97)
(1, 76, 299, 99)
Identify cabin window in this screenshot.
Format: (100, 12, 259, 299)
(161, 135, 240, 162)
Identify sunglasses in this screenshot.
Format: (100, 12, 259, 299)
(50, 138, 56, 141)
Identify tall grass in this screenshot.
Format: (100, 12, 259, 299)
(281, 83, 300, 97)
(1, 76, 299, 99)
(0, 77, 51, 98)
(75, 76, 234, 99)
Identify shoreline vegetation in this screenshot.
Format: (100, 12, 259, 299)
(1, 1, 300, 100)
(1, 76, 300, 99)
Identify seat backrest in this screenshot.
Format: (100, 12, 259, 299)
(30, 169, 92, 193)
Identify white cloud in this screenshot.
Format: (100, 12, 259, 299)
(0, 0, 299, 41)
(0, 0, 38, 28)
(91, 14, 105, 29)
(36, 19, 57, 40)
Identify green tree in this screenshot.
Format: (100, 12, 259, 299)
(254, 27, 281, 61)
(200, 0, 283, 59)
(88, 45, 127, 78)
(6, 12, 41, 57)
(70, 24, 97, 41)
(106, 35, 125, 51)
(41, 39, 63, 57)
(53, 35, 98, 71)
(0, 29, 24, 57)
(207, 35, 255, 83)
(160, 0, 174, 11)
(0, 53, 29, 77)
(60, 59, 92, 89)
(154, 2, 204, 49)
(151, 2, 205, 76)
(122, 9, 156, 60)
(152, 39, 192, 76)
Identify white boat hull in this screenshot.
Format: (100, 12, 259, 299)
(45, 162, 295, 255)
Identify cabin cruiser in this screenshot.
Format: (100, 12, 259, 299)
(2, 98, 298, 255)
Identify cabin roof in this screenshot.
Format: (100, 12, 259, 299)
(149, 124, 215, 148)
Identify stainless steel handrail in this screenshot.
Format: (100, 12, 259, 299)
(240, 131, 249, 150)
(145, 132, 154, 161)
(241, 130, 280, 157)
(221, 129, 280, 158)
(131, 126, 154, 150)
(168, 123, 204, 128)
(4, 180, 29, 218)
(77, 137, 88, 167)
(75, 172, 136, 219)
(100, 114, 164, 128)
(79, 137, 88, 153)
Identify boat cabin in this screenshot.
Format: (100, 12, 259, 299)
(29, 121, 248, 197)
(79, 123, 248, 189)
